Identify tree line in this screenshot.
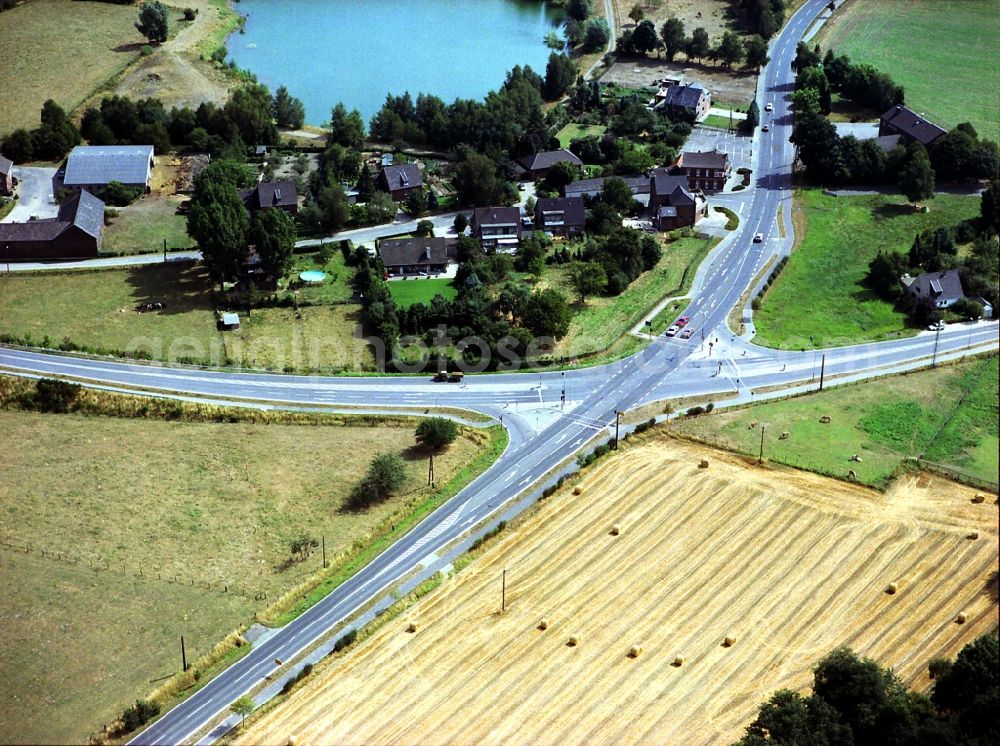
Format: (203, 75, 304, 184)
(617, 18, 770, 71)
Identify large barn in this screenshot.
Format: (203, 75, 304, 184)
(56, 145, 154, 197)
(0, 190, 104, 261)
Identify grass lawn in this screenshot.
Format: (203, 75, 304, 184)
(285, 249, 355, 305)
(103, 197, 196, 255)
(0, 0, 144, 133)
(752, 190, 981, 350)
(555, 123, 607, 148)
(670, 356, 999, 488)
(700, 114, 740, 130)
(815, 0, 1000, 141)
(547, 234, 718, 359)
(0, 386, 499, 743)
(0, 264, 374, 372)
(388, 277, 457, 309)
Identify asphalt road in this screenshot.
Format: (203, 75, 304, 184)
(0, 1, 996, 743)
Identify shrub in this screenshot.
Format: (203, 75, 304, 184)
(183, 7, 196, 20)
(685, 405, 705, 417)
(333, 629, 357, 653)
(346, 453, 406, 510)
(121, 699, 159, 733)
(415, 417, 459, 450)
(140, 45, 154, 56)
(34, 378, 81, 413)
(104, 180, 142, 206)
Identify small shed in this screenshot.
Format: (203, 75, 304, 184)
(219, 312, 241, 331)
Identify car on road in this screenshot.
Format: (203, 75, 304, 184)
(761, 124, 769, 132)
(927, 321, 945, 331)
(680, 328, 694, 339)
(765, 103, 773, 112)
(753, 233, 764, 243)
(433, 371, 464, 382)
(665, 325, 680, 337)
(676, 316, 690, 327)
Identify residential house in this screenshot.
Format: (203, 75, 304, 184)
(57, 144, 155, 196)
(517, 149, 583, 180)
(901, 269, 965, 309)
(0, 190, 104, 260)
(378, 163, 423, 201)
(534, 196, 586, 237)
(564, 175, 651, 203)
(0, 155, 13, 195)
(649, 171, 705, 230)
(657, 82, 710, 122)
(878, 105, 946, 147)
(872, 134, 903, 153)
(379, 236, 451, 276)
(240, 180, 299, 215)
(673, 150, 731, 193)
(472, 206, 522, 251)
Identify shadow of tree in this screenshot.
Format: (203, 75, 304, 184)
(124, 261, 216, 316)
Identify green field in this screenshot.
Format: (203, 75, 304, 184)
(0, 0, 144, 134)
(286, 249, 355, 304)
(816, 0, 1000, 141)
(388, 277, 457, 308)
(103, 198, 196, 255)
(0, 382, 501, 744)
(0, 264, 373, 372)
(752, 190, 981, 350)
(549, 234, 718, 359)
(555, 123, 607, 148)
(671, 356, 999, 488)
(700, 114, 740, 131)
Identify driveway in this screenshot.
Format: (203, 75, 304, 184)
(2, 166, 59, 223)
(686, 126, 754, 175)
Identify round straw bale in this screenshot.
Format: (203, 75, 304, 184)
(567, 635, 579, 646)
(672, 655, 685, 667)
(886, 582, 898, 595)
(972, 493, 986, 504)
(287, 737, 298, 746)
(538, 618, 549, 630)
(956, 611, 967, 624)
(573, 486, 584, 495)
(723, 635, 736, 647)
(699, 459, 709, 469)
(610, 524, 621, 536)
(406, 621, 418, 633)
(628, 645, 642, 658)
(968, 531, 979, 540)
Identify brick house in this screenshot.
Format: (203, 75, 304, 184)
(0, 190, 104, 261)
(472, 206, 522, 251)
(878, 105, 946, 147)
(657, 82, 711, 122)
(673, 150, 731, 193)
(517, 149, 583, 180)
(240, 180, 299, 215)
(0, 155, 13, 195)
(378, 163, 423, 201)
(378, 237, 451, 276)
(534, 197, 586, 237)
(650, 171, 705, 231)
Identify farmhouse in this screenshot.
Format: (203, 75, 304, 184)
(656, 82, 711, 122)
(0, 190, 104, 260)
(878, 105, 946, 147)
(517, 148, 583, 180)
(564, 175, 650, 202)
(57, 145, 154, 196)
(650, 171, 705, 230)
(240, 180, 298, 215)
(0, 155, 13, 195)
(378, 163, 423, 201)
(534, 196, 586, 237)
(472, 206, 522, 251)
(378, 236, 452, 276)
(673, 150, 731, 192)
(901, 269, 965, 309)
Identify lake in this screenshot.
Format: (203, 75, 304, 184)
(228, 0, 562, 127)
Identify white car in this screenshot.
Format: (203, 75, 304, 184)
(665, 325, 680, 337)
(765, 103, 774, 112)
(753, 233, 764, 243)
(927, 322, 945, 331)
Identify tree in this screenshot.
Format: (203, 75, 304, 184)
(898, 143, 936, 205)
(454, 151, 503, 206)
(631, 20, 659, 55)
(660, 18, 685, 61)
(567, 0, 592, 22)
(329, 102, 366, 148)
(271, 86, 305, 129)
(187, 171, 250, 290)
(543, 52, 578, 101)
(583, 18, 611, 52)
(628, 3, 644, 24)
(742, 101, 760, 132)
(415, 417, 459, 450)
(122, 699, 160, 733)
(567, 261, 608, 303)
(230, 695, 255, 727)
(249, 208, 295, 279)
(405, 188, 428, 216)
(717, 30, 744, 68)
(453, 212, 469, 234)
(224, 84, 278, 146)
(539, 160, 580, 194)
(866, 250, 909, 300)
(599, 176, 639, 214)
(1, 128, 34, 163)
(981, 177, 1000, 234)
(744, 34, 770, 69)
(522, 288, 571, 338)
(791, 41, 821, 72)
(686, 27, 710, 62)
(347, 453, 407, 509)
(32, 99, 80, 160)
(103, 180, 142, 206)
(933, 633, 998, 741)
(135, 1, 168, 44)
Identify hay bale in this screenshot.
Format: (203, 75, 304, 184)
(567, 635, 579, 646)
(573, 486, 584, 495)
(699, 459, 709, 469)
(749, 420, 758, 429)
(968, 531, 979, 540)
(672, 655, 685, 667)
(610, 524, 621, 536)
(287, 737, 298, 746)
(723, 635, 736, 647)
(628, 645, 643, 658)
(972, 493, 986, 504)
(819, 415, 831, 423)
(956, 611, 967, 624)
(538, 618, 549, 630)
(406, 621, 418, 633)
(886, 582, 898, 595)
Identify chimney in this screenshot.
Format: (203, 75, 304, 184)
(425, 246, 431, 260)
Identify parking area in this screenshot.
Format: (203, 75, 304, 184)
(686, 125, 753, 176)
(2, 166, 58, 223)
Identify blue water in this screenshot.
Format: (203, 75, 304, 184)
(228, 0, 561, 126)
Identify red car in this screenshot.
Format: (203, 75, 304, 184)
(676, 316, 690, 327)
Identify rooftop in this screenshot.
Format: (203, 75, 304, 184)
(379, 237, 449, 268)
(517, 149, 583, 173)
(880, 105, 947, 146)
(63, 145, 154, 187)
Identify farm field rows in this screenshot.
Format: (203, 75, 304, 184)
(241, 438, 998, 746)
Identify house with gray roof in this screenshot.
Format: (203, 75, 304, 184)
(58, 145, 155, 196)
(378, 163, 423, 201)
(534, 196, 586, 237)
(673, 150, 731, 192)
(240, 180, 298, 215)
(564, 175, 650, 201)
(878, 105, 946, 147)
(901, 269, 965, 309)
(0, 155, 13, 195)
(472, 206, 522, 251)
(0, 189, 104, 260)
(657, 82, 710, 122)
(378, 237, 452, 276)
(517, 149, 583, 179)
(650, 170, 706, 230)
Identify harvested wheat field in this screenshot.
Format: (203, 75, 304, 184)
(241, 438, 998, 746)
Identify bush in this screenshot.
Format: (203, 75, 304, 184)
(34, 378, 81, 413)
(332, 629, 357, 653)
(183, 6, 196, 20)
(104, 180, 142, 207)
(140, 44, 154, 56)
(685, 405, 705, 417)
(415, 417, 459, 450)
(346, 453, 406, 510)
(121, 699, 159, 733)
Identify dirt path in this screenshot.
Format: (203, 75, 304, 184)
(240, 437, 997, 745)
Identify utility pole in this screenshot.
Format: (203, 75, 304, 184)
(613, 410, 621, 450)
(758, 424, 766, 465)
(932, 325, 941, 367)
(163, 238, 167, 264)
(322, 536, 327, 568)
(427, 454, 435, 487)
(501, 569, 506, 613)
(819, 353, 826, 391)
(180, 635, 188, 672)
